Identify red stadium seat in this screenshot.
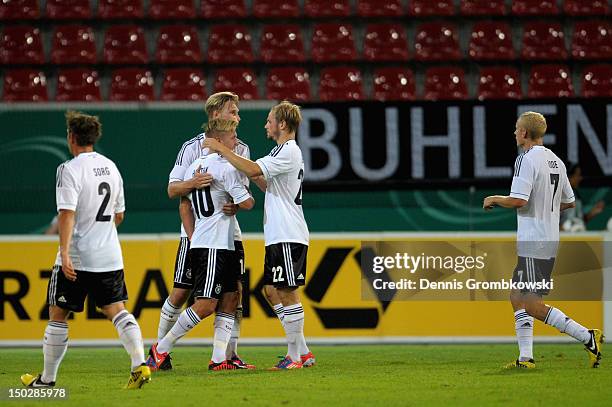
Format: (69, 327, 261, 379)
(46, 0, 92, 19)
(460, 0, 506, 15)
(110, 68, 155, 101)
(357, 0, 404, 17)
(528, 64, 574, 98)
(512, 0, 558, 15)
(469, 21, 515, 61)
(424, 67, 468, 100)
(2, 69, 47, 102)
(149, 0, 196, 19)
(266, 67, 311, 101)
(372, 67, 415, 101)
(214, 67, 259, 100)
(208, 25, 254, 64)
(51, 25, 97, 65)
(363, 23, 409, 62)
(522, 22, 568, 60)
(414, 22, 461, 61)
(156, 25, 202, 64)
(260, 24, 305, 63)
(564, 0, 609, 16)
(319, 66, 363, 102)
(409, 0, 455, 16)
(311, 23, 357, 63)
(161, 68, 207, 101)
(477, 67, 522, 100)
(98, 0, 144, 19)
(572, 21, 612, 60)
(0, 0, 40, 20)
(304, 0, 350, 17)
(582, 64, 612, 98)
(103, 25, 148, 65)
(201, 0, 247, 18)
(0, 26, 44, 65)
(253, 0, 299, 18)
(56, 68, 102, 102)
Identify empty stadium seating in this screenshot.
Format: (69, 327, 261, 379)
(110, 68, 155, 101)
(372, 67, 416, 101)
(304, 0, 350, 17)
(149, 0, 196, 19)
(311, 23, 357, 63)
(56, 68, 101, 102)
(363, 23, 410, 62)
(266, 67, 311, 101)
(103, 25, 148, 65)
(161, 68, 207, 101)
(582, 64, 612, 98)
(0, 26, 44, 65)
(51, 25, 97, 65)
(409, 0, 455, 16)
(528, 64, 574, 98)
(3, 69, 48, 102)
(512, 0, 559, 15)
(207, 24, 254, 64)
(156, 25, 202, 64)
(477, 67, 522, 100)
(46, 0, 92, 19)
(572, 21, 612, 59)
(319, 66, 364, 101)
(469, 21, 515, 61)
(214, 67, 259, 100)
(357, 0, 404, 17)
(201, 0, 247, 18)
(260, 24, 305, 63)
(98, 0, 144, 19)
(521, 22, 568, 60)
(563, 0, 609, 16)
(424, 67, 468, 100)
(414, 22, 461, 61)
(0, 0, 40, 20)
(253, 0, 299, 18)
(460, 0, 507, 16)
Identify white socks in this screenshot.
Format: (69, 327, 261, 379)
(158, 297, 182, 341)
(41, 321, 68, 383)
(213, 312, 235, 363)
(112, 310, 145, 370)
(283, 303, 305, 362)
(225, 307, 242, 359)
(544, 306, 591, 343)
(273, 303, 285, 327)
(514, 309, 534, 361)
(158, 307, 201, 354)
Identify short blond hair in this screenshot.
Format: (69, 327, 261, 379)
(204, 92, 239, 117)
(519, 111, 547, 140)
(271, 101, 302, 133)
(204, 118, 238, 136)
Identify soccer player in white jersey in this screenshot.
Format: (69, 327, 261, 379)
(153, 92, 255, 369)
(147, 119, 254, 371)
(483, 111, 603, 369)
(21, 111, 150, 389)
(204, 101, 314, 369)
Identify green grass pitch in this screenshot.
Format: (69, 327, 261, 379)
(1, 344, 610, 406)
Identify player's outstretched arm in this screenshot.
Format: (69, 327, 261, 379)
(58, 209, 77, 281)
(203, 139, 263, 178)
(179, 197, 195, 240)
(483, 195, 527, 210)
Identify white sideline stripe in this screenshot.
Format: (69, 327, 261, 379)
(0, 336, 576, 348)
(1, 231, 608, 243)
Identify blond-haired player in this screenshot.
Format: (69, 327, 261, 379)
(484, 111, 603, 368)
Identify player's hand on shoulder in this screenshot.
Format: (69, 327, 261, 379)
(203, 138, 222, 152)
(222, 203, 239, 216)
(191, 165, 213, 189)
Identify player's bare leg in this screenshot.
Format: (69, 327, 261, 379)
(21, 306, 71, 387)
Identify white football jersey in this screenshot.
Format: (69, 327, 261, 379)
(184, 153, 251, 250)
(168, 132, 249, 240)
(54, 152, 125, 272)
(509, 145, 575, 259)
(255, 140, 309, 246)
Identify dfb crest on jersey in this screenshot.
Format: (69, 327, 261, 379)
(186, 269, 191, 279)
(215, 284, 221, 294)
